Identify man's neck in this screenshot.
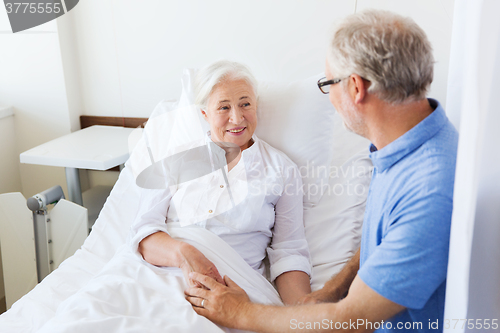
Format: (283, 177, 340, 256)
(366, 98, 434, 150)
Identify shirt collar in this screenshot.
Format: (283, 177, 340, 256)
(369, 99, 447, 172)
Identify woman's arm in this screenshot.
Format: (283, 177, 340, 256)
(130, 182, 224, 287)
(129, 187, 173, 256)
(267, 163, 312, 303)
(275, 271, 311, 305)
(297, 249, 360, 304)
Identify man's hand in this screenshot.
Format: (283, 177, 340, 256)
(185, 272, 251, 329)
(186, 273, 406, 333)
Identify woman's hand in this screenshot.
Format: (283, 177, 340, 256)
(139, 232, 225, 288)
(178, 243, 226, 288)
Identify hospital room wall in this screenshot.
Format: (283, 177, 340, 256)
(61, 0, 455, 120)
(0, 13, 75, 200)
(0, 109, 20, 306)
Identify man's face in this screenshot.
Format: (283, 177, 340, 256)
(325, 60, 365, 136)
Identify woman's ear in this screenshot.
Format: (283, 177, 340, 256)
(201, 108, 208, 121)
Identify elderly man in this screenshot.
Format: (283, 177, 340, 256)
(185, 9, 458, 332)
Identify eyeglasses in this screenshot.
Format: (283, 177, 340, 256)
(317, 75, 370, 94)
(317, 77, 343, 94)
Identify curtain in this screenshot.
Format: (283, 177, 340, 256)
(444, 0, 500, 330)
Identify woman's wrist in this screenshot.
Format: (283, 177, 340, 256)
(175, 241, 196, 268)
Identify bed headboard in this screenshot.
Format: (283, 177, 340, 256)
(80, 115, 148, 129)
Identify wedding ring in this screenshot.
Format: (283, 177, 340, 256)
(201, 299, 206, 308)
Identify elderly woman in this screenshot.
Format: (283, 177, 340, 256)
(131, 60, 312, 306)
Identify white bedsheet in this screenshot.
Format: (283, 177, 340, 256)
(36, 227, 281, 333)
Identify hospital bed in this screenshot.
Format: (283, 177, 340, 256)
(0, 69, 372, 331)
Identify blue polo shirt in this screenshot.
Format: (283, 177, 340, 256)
(357, 99, 458, 332)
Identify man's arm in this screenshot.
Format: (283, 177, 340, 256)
(185, 272, 404, 333)
(297, 249, 360, 304)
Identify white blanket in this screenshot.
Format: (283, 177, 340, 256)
(35, 226, 283, 333)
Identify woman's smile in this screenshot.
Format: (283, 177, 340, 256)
(227, 127, 246, 135)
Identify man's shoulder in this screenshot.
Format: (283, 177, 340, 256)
(385, 120, 458, 209)
(415, 119, 458, 175)
(402, 116, 458, 168)
(424, 117, 458, 153)
(413, 99, 459, 158)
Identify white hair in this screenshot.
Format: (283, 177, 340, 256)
(194, 60, 258, 110)
(328, 9, 434, 104)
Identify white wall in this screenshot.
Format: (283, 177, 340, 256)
(0, 11, 72, 199)
(0, 110, 19, 301)
(64, 0, 454, 121)
(64, 0, 356, 118)
(0, 108, 21, 194)
(0, 110, 14, 304)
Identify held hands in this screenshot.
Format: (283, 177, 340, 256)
(185, 273, 251, 329)
(178, 243, 226, 288)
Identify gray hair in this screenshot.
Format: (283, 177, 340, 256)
(194, 60, 258, 110)
(327, 9, 434, 104)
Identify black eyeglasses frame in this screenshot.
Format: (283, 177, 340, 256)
(317, 77, 344, 94)
(317, 75, 370, 94)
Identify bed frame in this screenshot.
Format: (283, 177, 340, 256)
(80, 115, 148, 130)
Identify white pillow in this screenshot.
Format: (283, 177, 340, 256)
(255, 75, 337, 207)
(305, 113, 372, 290)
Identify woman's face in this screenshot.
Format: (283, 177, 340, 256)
(202, 79, 257, 151)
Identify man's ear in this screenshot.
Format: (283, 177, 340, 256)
(349, 74, 369, 104)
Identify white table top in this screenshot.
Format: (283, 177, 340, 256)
(20, 125, 139, 170)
